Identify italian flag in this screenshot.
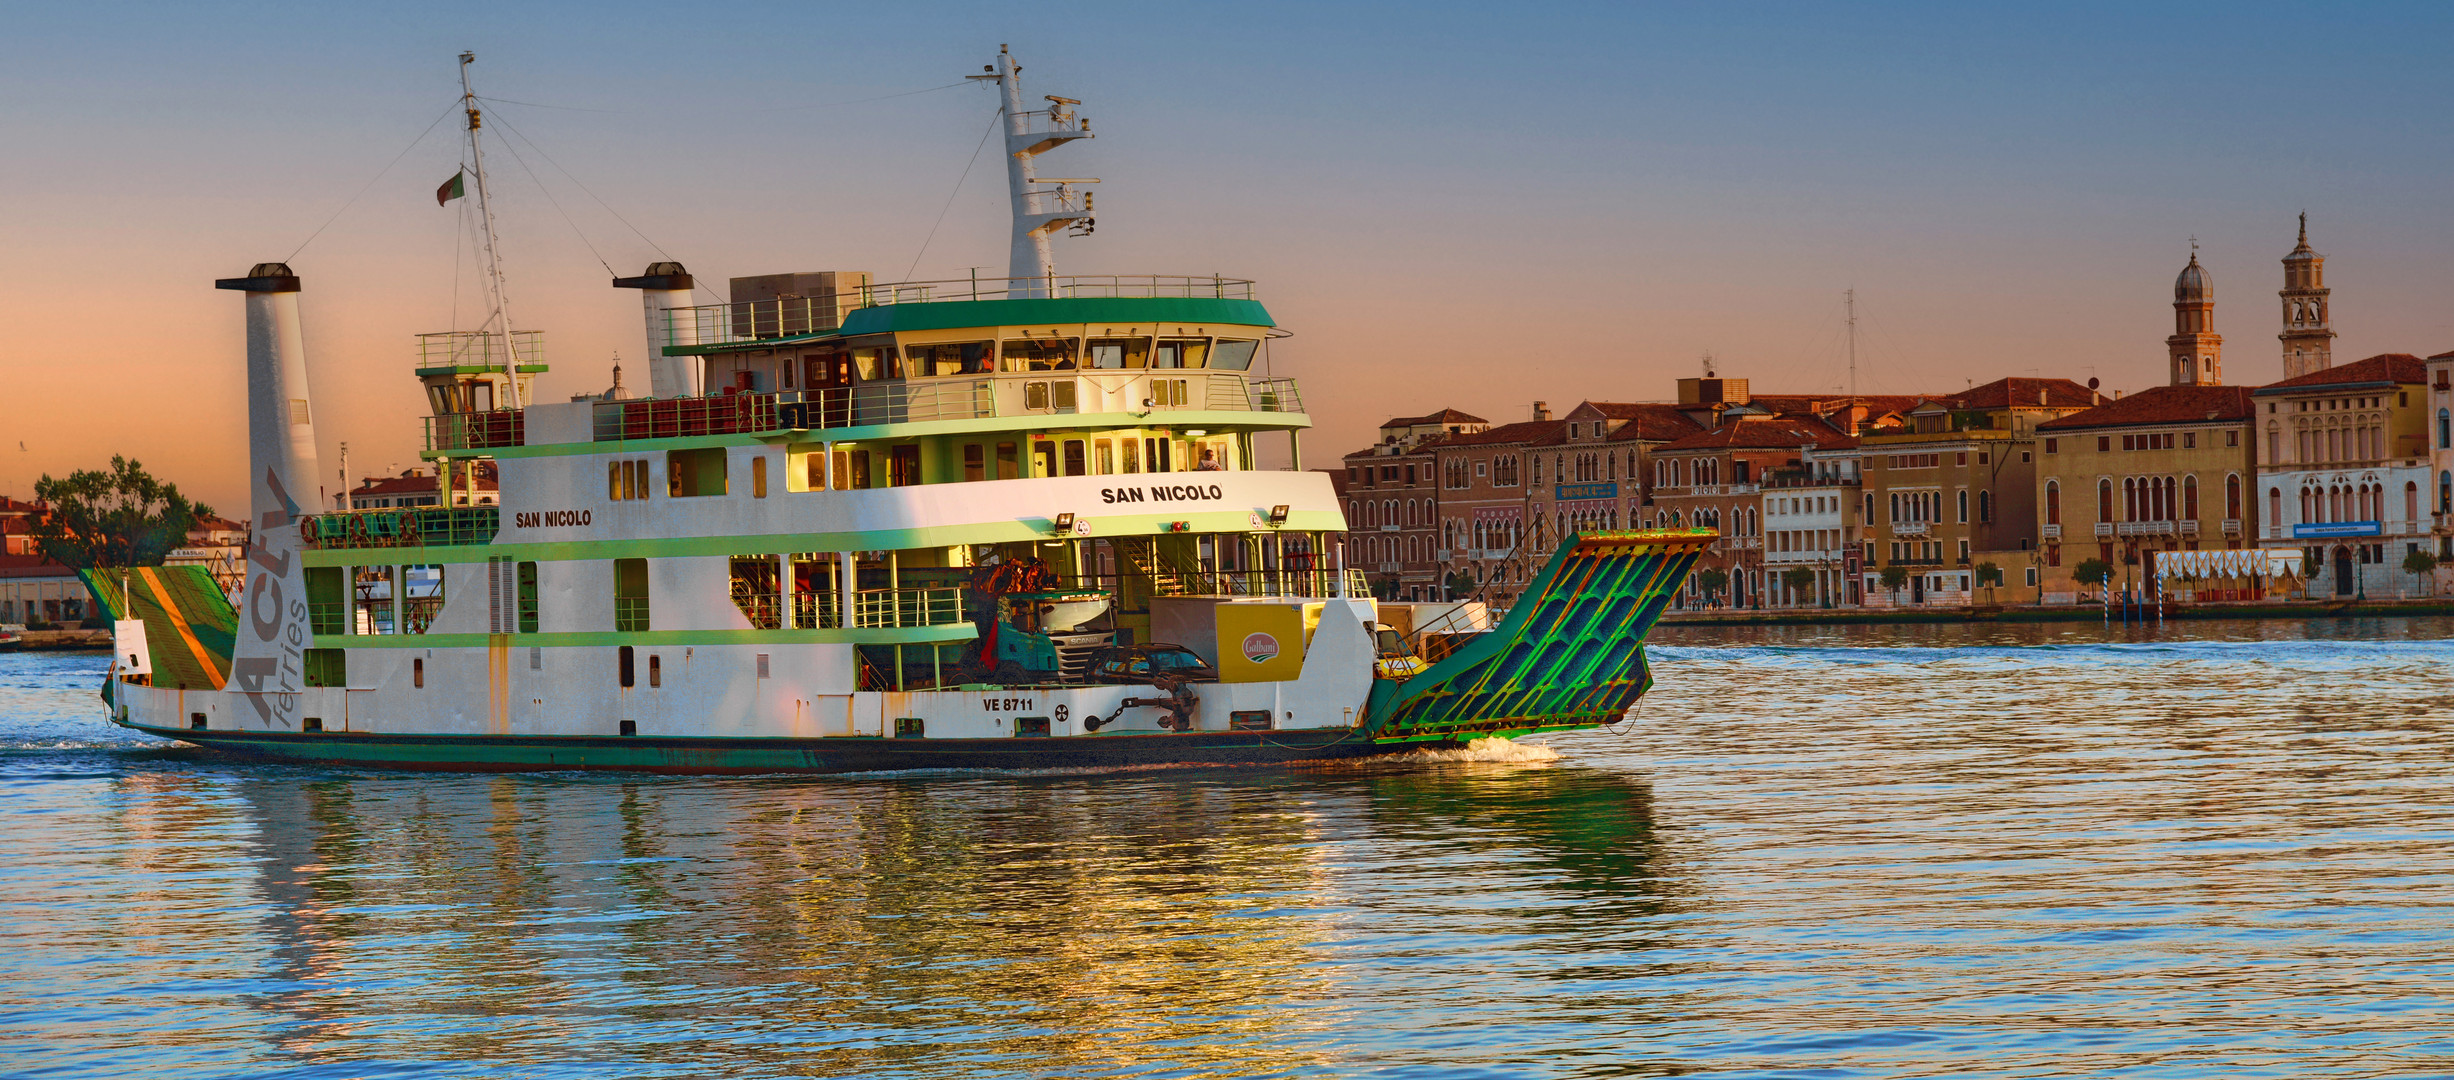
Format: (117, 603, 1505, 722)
(435, 170, 466, 206)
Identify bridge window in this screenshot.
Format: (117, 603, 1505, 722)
(1152, 338, 1209, 369)
(907, 341, 992, 377)
(1002, 337, 1078, 372)
(964, 443, 986, 481)
(1211, 339, 1259, 371)
(1086, 337, 1149, 369)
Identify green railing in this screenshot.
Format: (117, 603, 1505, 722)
(425, 411, 525, 451)
(416, 330, 544, 372)
(849, 587, 964, 629)
(302, 507, 500, 550)
(308, 602, 347, 636)
(614, 597, 650, 632)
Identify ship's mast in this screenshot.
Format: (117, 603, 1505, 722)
(1845, 288, 1857, 431)
(459, 51, 523, 409)
(972, 46, 1094, 298)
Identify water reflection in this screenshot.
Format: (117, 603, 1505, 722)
(204, 753, 1667, 1076)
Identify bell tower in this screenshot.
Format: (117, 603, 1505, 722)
(2279, 213, 2334, 380)
(2167, 245, 2221, 386)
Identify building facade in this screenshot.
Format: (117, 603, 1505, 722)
(1433, 412, 1565, 608)
(1341, 409, 1488, 600)
(1651, 412, 1851, 608)
(1760, 446, 1862, 607)
(2253, 353, 2432, 599)
(1858, 377, 2093, 606)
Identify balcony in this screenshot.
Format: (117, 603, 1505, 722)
(300, 507, 500, 550)
(2041, 523, 2062, 540)
(1894, 521, 1930, 536)
(2223, 519, 2243, 536)
(662, 275, 1259, 349)
(576, 375, 1305, 444)
(2117, 520, 2176, 537)
(2093, 522, 2115, 537)
(2178, 520, 2200, 536)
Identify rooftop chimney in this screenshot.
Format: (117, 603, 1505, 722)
(1533, 401, 1551, 421)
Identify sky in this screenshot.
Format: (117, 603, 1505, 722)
(3, 2, 2452, 513)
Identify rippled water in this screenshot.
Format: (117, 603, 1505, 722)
(7, 619, 2454, 1078)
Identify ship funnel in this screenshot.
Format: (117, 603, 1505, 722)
(212, 262, 323, 723)
(613, 261, 699, 398)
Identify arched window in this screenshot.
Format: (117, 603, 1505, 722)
(2441, 471, 2451, 515)
(2268, 423, 2280, 466)
(2183, 475, 2198, 520)
(1957, 489, 1969, 523)
(2406, 481, 2419, 523)
(2044, 481, 2061, 525)
(2123, 478, 2138, 521)
(2271, 487, 2283, 524)
(2439, 408, 2449, 450)
(2226, 474, 2241, 521)
(2098, 479, 2114, 522)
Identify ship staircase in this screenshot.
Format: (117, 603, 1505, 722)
(1364, 530, 1712, 744)
(1109, 535, 1209, 596)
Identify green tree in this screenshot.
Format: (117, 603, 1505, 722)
(1974, 561, 2003, 603)
(1695, 567, 1729, 604)
(30, 456, 213, 570)
(1780, 566, 1817, 604)
(1443, 570, 1478, 600)
(2073, 558, 2112, 587)
(1878, 564, 1909, 601)
(2403, 548, 2438, 596)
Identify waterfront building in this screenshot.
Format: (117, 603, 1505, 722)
(1858, 377, 2094, 607)
(1554, 400, 1704, 541)
(1431, 406, 1565, 608)
(2253, 352, 2433, 598)
(346, 463, 500, 509)
(162, 514, 250, 595)
(1760, 445, 1863, 607)
(1341, 409, 1487, 600)
(2032, 387, 2258, 601)
(1651, 411, 1852, 608)
(2428, 350, 2454, 567)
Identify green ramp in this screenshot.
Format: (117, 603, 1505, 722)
(82, 566, 238, 691)
(1363, 530, 1711, 743)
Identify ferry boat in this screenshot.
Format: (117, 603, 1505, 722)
(93, 49, 1708, 772)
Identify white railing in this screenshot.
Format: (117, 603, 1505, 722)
(2118, 520, 2176, 537)
(1894, 521, 1930, 536)
(2041, 523, 2062, 540)
(663, 275, 1258, 348)
(2223, 518, 2243, 535)
(2178, 520, 2200, 535)
(417, 330, 543, 372)
(2094, 522, 2116, 537)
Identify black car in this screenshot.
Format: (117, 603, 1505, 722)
(1088, 643, 1218, 684)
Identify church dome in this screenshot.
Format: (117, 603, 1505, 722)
(2174, 254, 2212, 303)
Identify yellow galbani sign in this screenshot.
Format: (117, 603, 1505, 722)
(1215, 603, 1313, 683)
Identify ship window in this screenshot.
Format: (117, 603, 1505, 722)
(1014, 715, 1051, 737)
(1001, 337, 1078, 373)
(907, 341, 992, 377)
(614, 559, 650, 632)
(304, 649, 346, 688)
(964, 443, 986, 481)
(1095, 439, 1115, 474)
(470, 382, 493, 412)
(413, 658, 424, 688)
(354, 566, 396, 635)
(1033, 441, 1058, 477)
(648, 654, 661, 688)
(889, 445, 921, 487)
(1123, 438, 1141, 474)
(837, 450, 872, 489)
(666, 448, 728, 496)
(895, 716, 925, 738)
(1063, 440, 1087, 477)
(850, 346, 898, 381)
(1024, 382, 1049, 411)
(620, 719, 637, 736)
(517, 562, 539, 633)
(731, 556, 782, 629)
(303, 716, 323, 732)
(1211, 339, 1259, 371)
(1153, 338, 1208, 369)
(1087, 337, 1148, 369)
(1146, 437, 1173, 473)
(996, 442, 1020, 480)
(619, 645, 634, 687)
(401, 565, 443, 634)
(752, 456, 769, 498)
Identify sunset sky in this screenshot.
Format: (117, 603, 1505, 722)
(3, 2, 2452, 513)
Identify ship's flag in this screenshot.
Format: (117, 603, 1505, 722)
(436, 170, 466, 207)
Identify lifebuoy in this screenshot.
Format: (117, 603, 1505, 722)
(299, 517, 319, 544)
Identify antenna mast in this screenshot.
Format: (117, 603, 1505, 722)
(972, 46, 1094, 298)
(459, 51, 522, 409)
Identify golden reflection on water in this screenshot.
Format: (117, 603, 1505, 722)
(183, 756, 1665, 1076)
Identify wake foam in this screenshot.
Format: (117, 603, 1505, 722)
(1403, 736, 1562, 764)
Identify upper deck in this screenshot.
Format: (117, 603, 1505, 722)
(423, 277, 1304, 455)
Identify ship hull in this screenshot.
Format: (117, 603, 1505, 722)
(128, 723, 1418, 774)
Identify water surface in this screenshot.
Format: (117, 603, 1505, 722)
(5, 619, 2453, 1077)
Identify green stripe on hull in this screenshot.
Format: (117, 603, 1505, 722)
(133, 723, 1410, 775)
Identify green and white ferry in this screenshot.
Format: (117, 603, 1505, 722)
(95, 50, 1708, 772)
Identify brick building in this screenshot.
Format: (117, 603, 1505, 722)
(1650, 411, 1853, 608)
(1340, 409, 1488, 600)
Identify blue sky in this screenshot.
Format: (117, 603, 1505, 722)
(3, 2, 2450, 507)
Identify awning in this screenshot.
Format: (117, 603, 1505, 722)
(2151, 549, 2303, 580)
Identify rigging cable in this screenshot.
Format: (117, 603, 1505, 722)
(482, 107, 716, 300)
(903, 106, 1004, 283)
(481, 113, 618, 276)
(285, 100, 461, 262)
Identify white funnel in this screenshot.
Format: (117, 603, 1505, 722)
(214, 263, 322, 724)
(613, 262, 699, 398)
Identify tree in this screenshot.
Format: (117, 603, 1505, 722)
(30, 456, 213, 570)
(1878, 564, 1909, 603)
(1780, 566, 1817, 606)
(1974, 561, 2003, 604)
(2403, 548, 2439, 597)
(1695, 567, 1729, 606)
(1442, 570, 1478, 600)
(2073, 558, 2112, 592)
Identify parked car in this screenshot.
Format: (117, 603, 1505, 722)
(1088, 642, 1217, 684)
